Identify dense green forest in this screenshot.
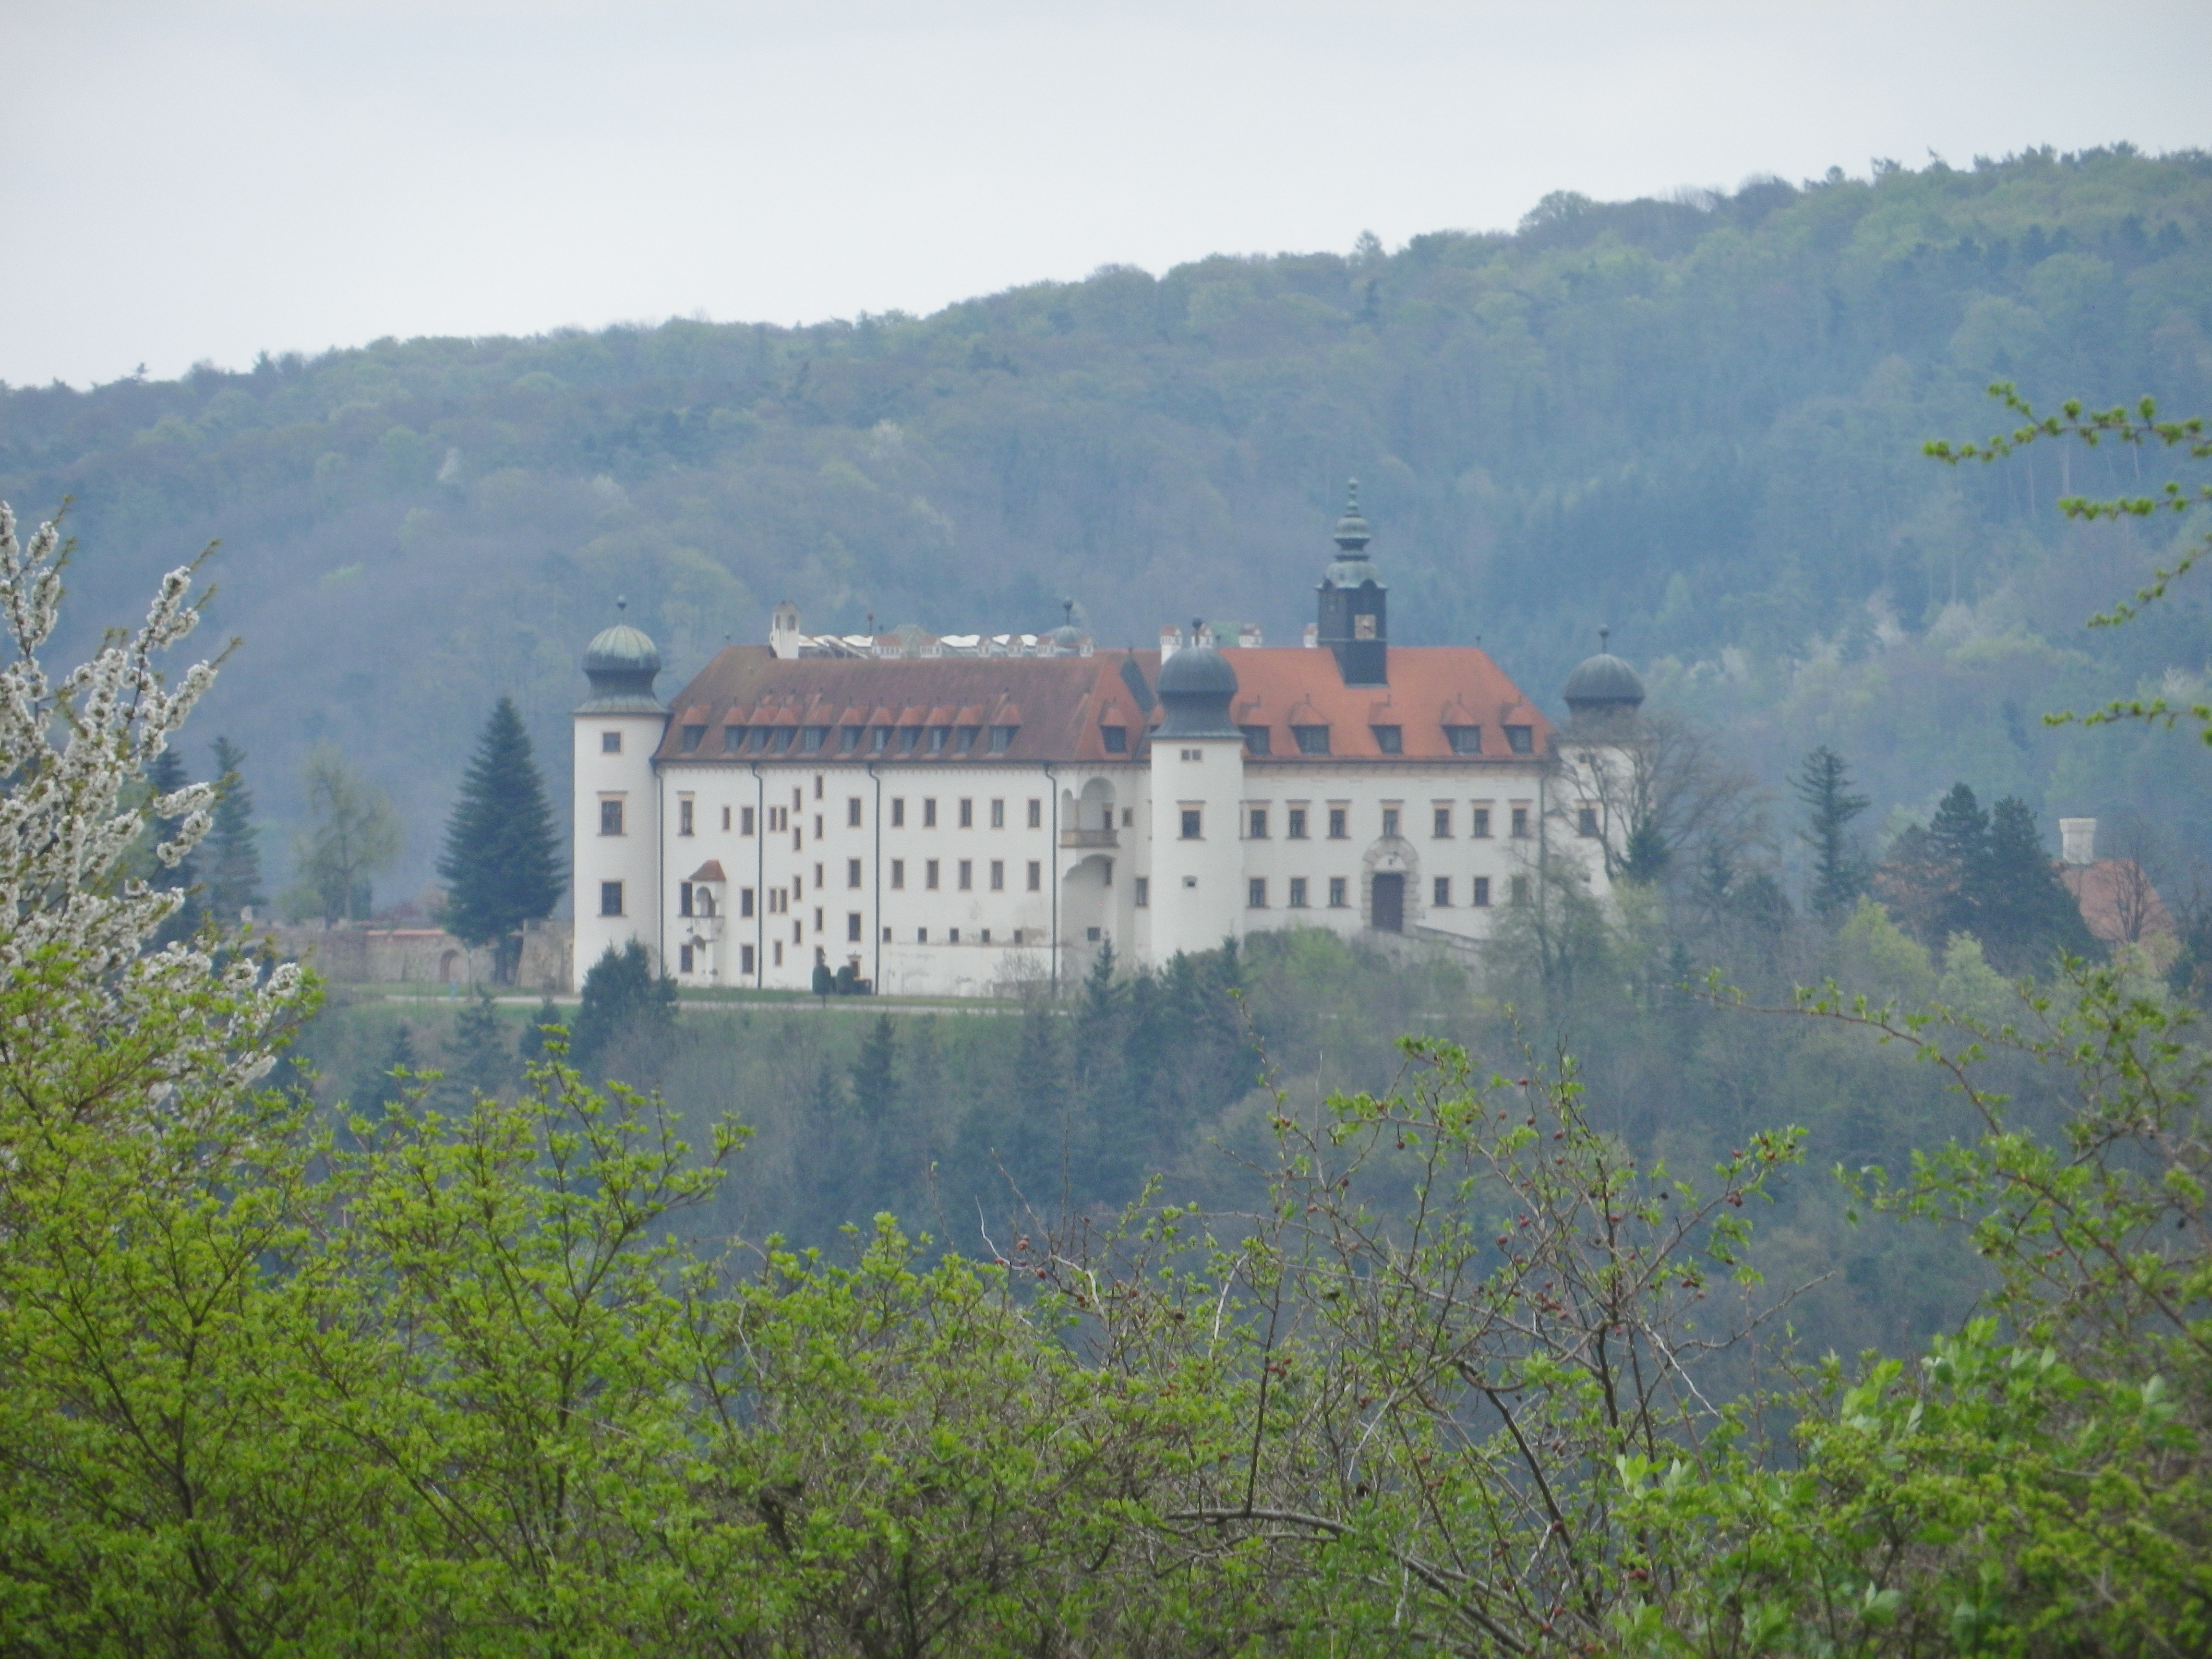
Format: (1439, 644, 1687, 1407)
(5, 145, 2209, 901)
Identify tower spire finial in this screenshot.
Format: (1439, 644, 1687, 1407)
(616, 594, 627, 614)
(1332, 478, 1372, 554)
(1599, 624, 1610, 651)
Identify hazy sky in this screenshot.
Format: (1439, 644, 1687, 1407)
(5, 0, 2208, 388)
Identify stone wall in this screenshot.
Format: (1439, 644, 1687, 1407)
(256, 917, 574, 991)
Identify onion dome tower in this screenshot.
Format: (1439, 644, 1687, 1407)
(1562, 627, 1646, 722)
(1154, 623, 1240, 737)
(1316, 479, 1387, 686)
(578, 601, 664, 713)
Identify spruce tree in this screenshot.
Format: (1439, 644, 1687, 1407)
(569, 942, 676, 1074)
(1926, 782, 1991, 942)
(850, 1013, 899, 1123)
(1979, 796, 2098, 972)
(437, 698, 564, 980)
(1793, 745, 1870, 921)
(518, 997, 565, 1062)
(442, 986, 514, 1104)
(205, 736, 265, 923)
(144, 746, 203, 945)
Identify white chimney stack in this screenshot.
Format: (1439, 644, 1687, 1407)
(770, 600, 801, 660)
(1159, 623, 1180, 662)
(1237, 623, 1263, 649)
(2060, 817, 2097, 867)
(1302, 622, 1319, 649)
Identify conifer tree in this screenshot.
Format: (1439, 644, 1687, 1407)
(205, 735, 265, 923)
(437, 697, 563, 980)
(1793, 745, 1870, 921)
(442, 986, 513, 1104)
(144, 746, 203, 945)
(1978, 796, 2098, 971)
(1926, 782, 1991, 941)
(518, 997, 564, 1061)
(850, 1013, 899, 1123)
(569, 942, 675, 1074)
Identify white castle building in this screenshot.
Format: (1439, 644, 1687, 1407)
(571, 486, 1644, 997)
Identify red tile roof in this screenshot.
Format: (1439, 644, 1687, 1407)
(652, 646, 1548, 766)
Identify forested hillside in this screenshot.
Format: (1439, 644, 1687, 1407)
(4, 145, 2209, 897)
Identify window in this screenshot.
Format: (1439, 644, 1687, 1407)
(883, 926, 892, 942)
(1382, 807, 1400, 838)
(814, 815, 824, 841)
(926, 859, 940, 890)
(1180, 807, 1202, 840)
(955, 727, 977, 755)
(990, 798, 1005, 829)
(1248, 878, 1268, 908)
(678, 798, 695, 836)
(847, 912, 862, 942)
(1371, 724, 1402, 754)
(1511, 806, 1530, 838)
(599, 798, 624, 835)
(1288, 876, 1309, 908)
(959, 798, 973, 829)
(980, 929, 991, 943)
(1083, 926, 1099, 942)
(599, 881, 623, 916)
(1027, 798, 1042, 829)
(1101, 725, 1128, 753)
(890, 859, 905, 889)
(891, 798, 905, 828)
(923, 799, 938, 828)
(848, 797, 863, 827)
(1242, 725, 1272, 756)
(1294, 725, 1330, 756)
(1327, 806, 1348, 839)
(872, 727, 890, 754)
(1472, 876, 1491, 907)
(798, 727, 823, 755)
(1511, 875, 1531, 905)
(741, 944, 755, 974)
(1248, 807, 1269, 839)
(741, 805, 756, 836)
(1354, 613, 1377, 640)
(897, 727, 919, 755)
(840, 726, 861, 754)
(601, 730, 622, 753)
(1179, 748, 1201, 762)
(1026, 860, 1041, 891)
(1433, 876, 1452, 907)
(1123, 806, 1134, 826)
(1286, 807, 1308, 839)
(740, 887, 755, 917)
(1445, 725, 1482, 756)
(1134, 876, 1149, 907)
(1505, 724, 1534, 755)
(847, 858, 862, 888)
(950, 928, 960, 943)
(1432, 805, 1451, 838)
(1471, 806, 1491, 838)
(721, 726, 743, 754)
(928, 727, 949, 754)
(793, 871, 804, 898)
(680, 724, 705, 753)
(721, 805, 731, 831)
(1328, 876, 1347, 908)
(814, 775, 824, 799)
(679, 943, 694, 973)
(989, 725, 1015, 753)
(773, 941, 784, 966)
(679, 882, 695, 918)
(958, 859, 973, 890)
(916, 927, 927, 943)
(990, 859, 1005, 890)
(1577, 806, 1600, 838)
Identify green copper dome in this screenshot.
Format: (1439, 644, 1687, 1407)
(578, 605, 664, 714)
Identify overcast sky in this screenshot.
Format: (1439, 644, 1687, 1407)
(5, 0, 2208, 389)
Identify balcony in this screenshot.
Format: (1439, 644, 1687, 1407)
(1060, 828, 1118, 849)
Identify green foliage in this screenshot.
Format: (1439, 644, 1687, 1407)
(291, 740, 401, 920)
(569, 939, 676, 1075)
(204, 734, 265, 922)
(434, 696, 563, 972)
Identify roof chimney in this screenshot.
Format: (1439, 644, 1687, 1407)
(1237, 623, 1263, 649)
(770, 601, 801, 660)
(1302, 622, 1319, 649)
(1159, 623, 1180, 663)
(2060, 817, 2097, 867)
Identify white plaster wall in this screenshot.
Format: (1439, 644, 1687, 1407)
(572, 710, 666, 977)
(1148, 736, 1248, 959)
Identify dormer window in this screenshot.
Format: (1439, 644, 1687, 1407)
(871, 727, 891, 754)
(771, 729, 793, 754)
(722, 726, 744, 753)
(988, 725, 1016, 754)
(897, 727, 920, 755)
(1505, 724, 1534, 755)
(1371, 724, 1402, 754)
(928, 726, 950, 754)
(1241, 724, 1271, 756)
(680, 724, 705, 753)
(800, 727, 827, 754)
(1445, 725, 1482, 755)
(1101, 725, 1128, 754)
(839, 726, 862, 753)
(955, 726, 978, 755)
(1293, 725, 1330, 756)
